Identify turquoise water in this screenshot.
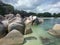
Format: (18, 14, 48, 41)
(24, 18, 60, 45)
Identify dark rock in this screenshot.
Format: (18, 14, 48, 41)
(8, 23, 25, 35)
(0, 23, 8, 38)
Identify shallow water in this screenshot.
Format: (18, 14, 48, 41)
(24, 18, 60, 45)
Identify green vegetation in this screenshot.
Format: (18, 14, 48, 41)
(0, 1, 60, 17)
(0, 1, 14, 15)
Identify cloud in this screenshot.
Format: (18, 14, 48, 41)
(2, 0, 40, 10)
(35, 2, 60, 13)
(13, 0, 42, 10)
(2, 0, 60, 13)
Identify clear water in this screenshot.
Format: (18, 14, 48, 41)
(24, 18, 60, 45)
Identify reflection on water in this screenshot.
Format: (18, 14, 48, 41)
(24, 18, 60, 45)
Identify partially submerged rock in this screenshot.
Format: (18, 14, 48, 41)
(0, 30, 24, 45)
(48, 24, 60, 37)
(32, 17, 44, 25)
(24, 16, 33, 35)
(24, 27, 32, 35)
(8, 14, 25, 35)
(32, 18, 40, 25)
(38, 18, 44, 24)
(40, 37, 50, 45)
(52, 24, 60, 30)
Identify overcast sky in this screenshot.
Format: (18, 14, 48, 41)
(2, 0, 60, 13)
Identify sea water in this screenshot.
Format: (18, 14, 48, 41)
(24, 18, 60, 45)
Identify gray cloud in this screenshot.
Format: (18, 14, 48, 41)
(2, 0, 60, 13)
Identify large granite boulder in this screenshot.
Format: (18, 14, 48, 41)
(0, 30, 24, 45)
(52, 24, 60, 30)
(48, 24, 60, 37)
(8, 14, 25, 35)
(24, 27, 32, 35)
(8, 22, 25, 35)
(1, 14, 14, 28)
(31, 16, 44, 25)
(24, 16, 32, 35)
(0, 22, 8, 38)
(5, 14, 14, 20)
(2, 19, 9, 28)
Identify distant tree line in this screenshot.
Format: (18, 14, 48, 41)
(0, 1, 60, 17)
(0, 1, 14, 15)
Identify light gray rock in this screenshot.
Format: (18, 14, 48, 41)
(8, 15, 25, 35)
(24, 17, 33, 35)
(8, 23, 25, 35)
(5, 14, 14, 20)
(38, 18, 44, 23)
(0, 30, 24, 45)
(2, 19, 9, 28)
(48, 24, 60, 37)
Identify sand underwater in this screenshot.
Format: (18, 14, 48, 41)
(24, 18, 60, 45)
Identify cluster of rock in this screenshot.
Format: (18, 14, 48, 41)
(0, 13, 44, 45)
